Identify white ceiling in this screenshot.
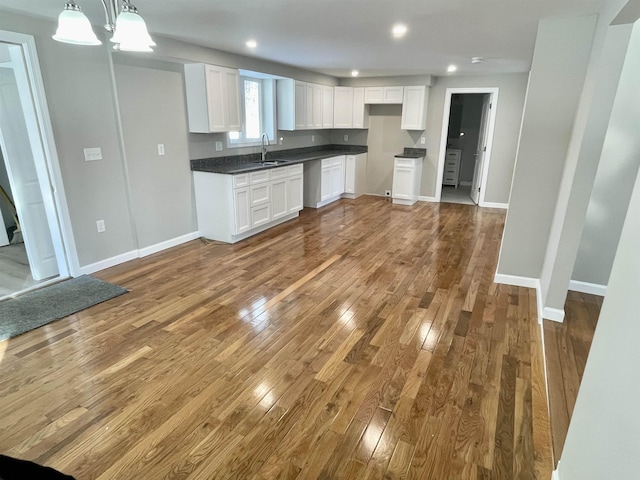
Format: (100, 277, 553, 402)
(0, 0, 616, 78)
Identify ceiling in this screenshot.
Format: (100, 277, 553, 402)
(0, 0, 616, 78)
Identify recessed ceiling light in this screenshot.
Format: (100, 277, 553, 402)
(351, 70, 359, 77)
(471, 57, 484, 64)
(392, 24, 407, 38)
(246, 40, 257, 49)
(447, 64, 457, 73)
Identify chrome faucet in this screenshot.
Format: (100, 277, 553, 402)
(261, 133, 269, 163)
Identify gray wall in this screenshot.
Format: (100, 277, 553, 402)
(113, 60, 197, 249)
(497, 16, 598, 279)
(422, 73, 528, 203)
(571, 25, 640, 287)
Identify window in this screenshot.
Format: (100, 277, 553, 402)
(228, 76, 275, 147)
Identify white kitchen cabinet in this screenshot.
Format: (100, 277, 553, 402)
(401, 85, 429, 130)
(333, 87, 354, 128)
(364, 86, 404, 104)
(343, 153, 367, 199)
(304, 155, 345, 208)
(311, 84, 323, 128)
(194, 163, 304, 243)
(184, 63, 241, 133)
(352, 87, 369, 129)
(392, 156, 424, 205)
(322, 85, 334, 128)
(443, 149, 462, 187)
(277, 78, 307, 130)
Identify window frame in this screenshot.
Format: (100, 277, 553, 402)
(227, 76, 275, 148)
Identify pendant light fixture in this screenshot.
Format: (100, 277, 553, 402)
(52, 0, 155, 52)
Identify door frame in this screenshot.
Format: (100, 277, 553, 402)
(435, 87, 499, 207)
(0, 30, 79, 277)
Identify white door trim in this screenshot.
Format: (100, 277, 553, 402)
(435, 87, 500, 207)
(0, 30, 79, 277)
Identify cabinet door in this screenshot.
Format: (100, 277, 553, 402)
(225, 69, 241, 131)
(272, 179, 288, 219)
(344, 155, 356, 194)
(352, 87, 367, 128)
(384, 87, 404, 104)
(312, 84, 323, 128)
(322, 86, 334, 128)
(364, 87, 383, 104)
(205, 65, 227, 132)
(392, 166, 415, 200)
(330, 159, 345, 197)
(233, 187, 251, 234)
(250, 184, 270, 206)
(295, 81, 307, 130)
(251, 204, 271, 228)
(306, 83, 314, 128)
(401, 86, 428, 130)
(333, 87, 353, 128)
(320, 166, 332, 201)
(287, 175, 303, 213)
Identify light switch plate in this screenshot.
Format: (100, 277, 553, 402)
(84, 147, 102, 161)
(96, 219, 105, 233)
(344, 135, 349, 141)
(420, 137, 426, 145)
(215, 141, 223, 152)
(158, 144, 165, 155)
(311, 135, 315, 142)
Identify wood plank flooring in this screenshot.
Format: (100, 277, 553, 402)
(0, 196, 552, 479)
(544, 290, 601, 465)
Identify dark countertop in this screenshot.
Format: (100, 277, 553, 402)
(191, 144, 368, 174)
(395, 147, 427, 159)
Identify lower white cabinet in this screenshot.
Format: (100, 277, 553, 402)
(392, 156, 424, 205)
(194, 163, 303, 243)
(343, 153, 367, 198)
(304, 155, 346, 208)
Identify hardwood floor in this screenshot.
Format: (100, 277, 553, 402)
(0, 197, 552, 479)
(544, 290, 601, 465)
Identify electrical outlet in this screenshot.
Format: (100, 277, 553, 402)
(157, 144, 165, 155)
(215, 141, 223, 152)
(96, 219, 106, 233)
(84, 147, 102, 161)
(279, 137, 284, 145)
(385, 190, 391, 197)
(420, 137, 426, 145)
(344, 134, 349, 141)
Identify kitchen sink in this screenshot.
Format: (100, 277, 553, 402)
(252, 160, 290, 166)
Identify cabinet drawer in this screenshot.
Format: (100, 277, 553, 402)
(394, 158, 415, 169)
(321, 157, 333, 168)
(233, 173, 249, 188)
(287, 163, 303, 176)
(250, 170, 270, 184)
(250, 184, 270, 206)
(251, 204, 271, 228)
(270, 166, 288, 179)
(445, 159, 459, 167)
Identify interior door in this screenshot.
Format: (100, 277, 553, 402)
(0, 58, 58, 280)
(470, 94, 491, 205)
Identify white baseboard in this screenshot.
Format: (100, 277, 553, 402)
(543, 306, 565, 323)
(139, 231, 201, 258)
(419, 195, 438, 202)
(552, 468, 560, 480)
(569, 279, 607, 296)
(480, 201, 508, 209)
(79, 231, 201, 275)
(79, 250, 139, 275)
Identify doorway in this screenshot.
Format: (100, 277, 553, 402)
(435, 87, 498, 206)
(0, 33, 74, 300)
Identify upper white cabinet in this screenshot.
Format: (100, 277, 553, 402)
(322, 85, 334, 128)
(401, 85, 429, 130)
(184, 63, 241, 133)
(333, 87, 369, 129)
(364, 86, 404, 104)
(278, 80, 332, 130)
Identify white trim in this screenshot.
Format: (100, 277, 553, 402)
(552, 468, 560, 480)
(435, 87, 500, 208)
(0, 30, 79, 276)
(78, 250, 139, 276)
(480, 201, 509, 209)
(419, 195, 438, 202)
(139, 231, 201, 257)
(568, 279, 607, 296)
(543, 306, 565, 323)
